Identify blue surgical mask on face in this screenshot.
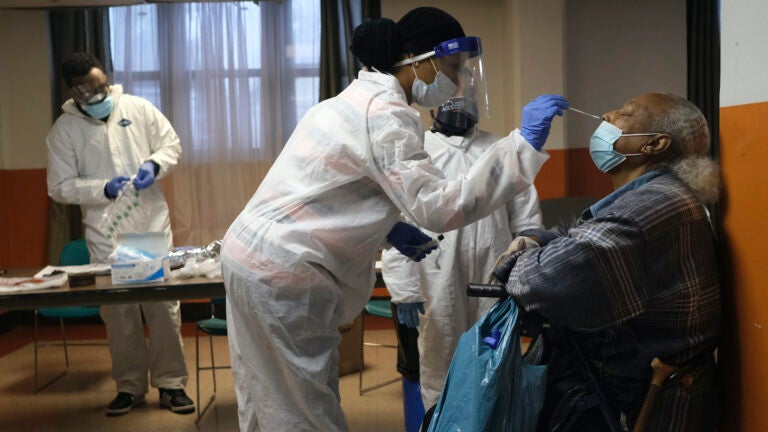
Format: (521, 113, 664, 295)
(84, 95, 114, 119)
(589, 121, 657, 173)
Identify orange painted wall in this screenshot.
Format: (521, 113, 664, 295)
(0, 169, 49, 268)
(718, 101, 768, 431)
(535, 149, 568, 198)
(535, 148, 612, 200)
(0, 150, 611, 271)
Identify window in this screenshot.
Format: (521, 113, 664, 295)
(109, 1, 320, 158)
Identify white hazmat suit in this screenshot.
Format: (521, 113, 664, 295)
(46, 85, 187, 396)
(381, 128, 543, 409)
(220, 71, 549, 431)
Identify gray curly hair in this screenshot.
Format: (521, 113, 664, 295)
(647, 93, 720, 204)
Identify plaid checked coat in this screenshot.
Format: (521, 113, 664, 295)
(506, 171, 720, 431)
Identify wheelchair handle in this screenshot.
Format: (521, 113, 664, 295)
(466, 284, 509, 298)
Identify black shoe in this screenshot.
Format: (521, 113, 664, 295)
(159, 388, 195, 414)
(106, 392, 145, 416)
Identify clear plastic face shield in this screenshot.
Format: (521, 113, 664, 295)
(433, 36, 489, 122)
(394, 36, 489, 117)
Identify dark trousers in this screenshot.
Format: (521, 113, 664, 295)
(390, 302, 420, 381)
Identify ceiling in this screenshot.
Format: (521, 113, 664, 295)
(0, 0, 267, 9)
(0, 0, 140, 7)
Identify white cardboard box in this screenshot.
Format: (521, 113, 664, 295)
(111, 258, 170, 284)
(111, 232, 170, 284)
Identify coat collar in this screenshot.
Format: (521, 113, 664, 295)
(584, 170, 665, 220)
(357, 70, 407, 102)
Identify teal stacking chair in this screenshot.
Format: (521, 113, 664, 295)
(358, 298, 400, 395)
(34, 239, 103, 393)
(195, 297, 230, 424)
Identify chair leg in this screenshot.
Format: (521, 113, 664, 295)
(34, 310, 39, 391)
(209, 333, 218, 393)
(359, 311, 400, 396)
(359, 312, 366, 396)
(195, 330, 218, 425)
(33, 312, 69, 393)
(195, 328, 201, 423)
(361, 376, 401, 395)
(59, 318, 70, 368)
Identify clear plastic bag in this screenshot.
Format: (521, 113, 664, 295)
(99, 182, 150, 243)
(108, 244, 158, 262)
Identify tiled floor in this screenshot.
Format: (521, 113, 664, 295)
(0, 319, 405, 432)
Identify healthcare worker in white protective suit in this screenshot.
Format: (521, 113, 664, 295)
(46, 53, 194, 416)
(381, 94, 544, 410)
(220, 7, 569, 431)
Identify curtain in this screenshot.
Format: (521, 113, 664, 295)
(47, 9, 112, 264)
(319, 0, 380, 100)
(686, 0, 721, 234)
(686, 0, 720, 159)
(109, 1, 320, 246)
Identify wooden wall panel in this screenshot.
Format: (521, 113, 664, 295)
(0, 169, 49, 268)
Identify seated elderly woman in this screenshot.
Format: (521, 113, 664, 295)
(497, 93, 720, 431)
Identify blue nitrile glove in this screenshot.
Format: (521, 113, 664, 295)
(484, 328, 502, 348)
(105, 176, 130, 199)
(386, 221, 436, 262)
(397, 302, 425, 328)
(133, 161, 157, 190)
(520, 94, 570, 151)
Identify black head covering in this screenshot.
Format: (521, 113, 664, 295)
(350, 18, 400, 71)
(349, 7, 465, 71)
(396, 7, 465, 55)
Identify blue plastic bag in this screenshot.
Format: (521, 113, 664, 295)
(427, 297, 547, 432)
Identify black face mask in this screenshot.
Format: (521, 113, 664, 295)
(431, 97, 478, 137)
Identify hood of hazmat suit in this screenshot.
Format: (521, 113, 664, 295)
(46, 85, 182, 262)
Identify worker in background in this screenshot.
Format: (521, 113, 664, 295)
(220, 7, 568, 431)
(498, 93, 721, 431)
(381, 93, 544, 412)
(46, 52, 193, 417)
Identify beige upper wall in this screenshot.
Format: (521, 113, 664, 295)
(564, 0, 686, 150)
(506, 0, 566, 148)
(382, 0, 510, 138)
(0, 1, 685, 168)
(381, 0, 569, 146)
(384, 0, 685, 151)
(0, 9, 51, 170)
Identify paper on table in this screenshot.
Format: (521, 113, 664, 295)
(0, 273, 69, 293)
(34, 264, 111, 278)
